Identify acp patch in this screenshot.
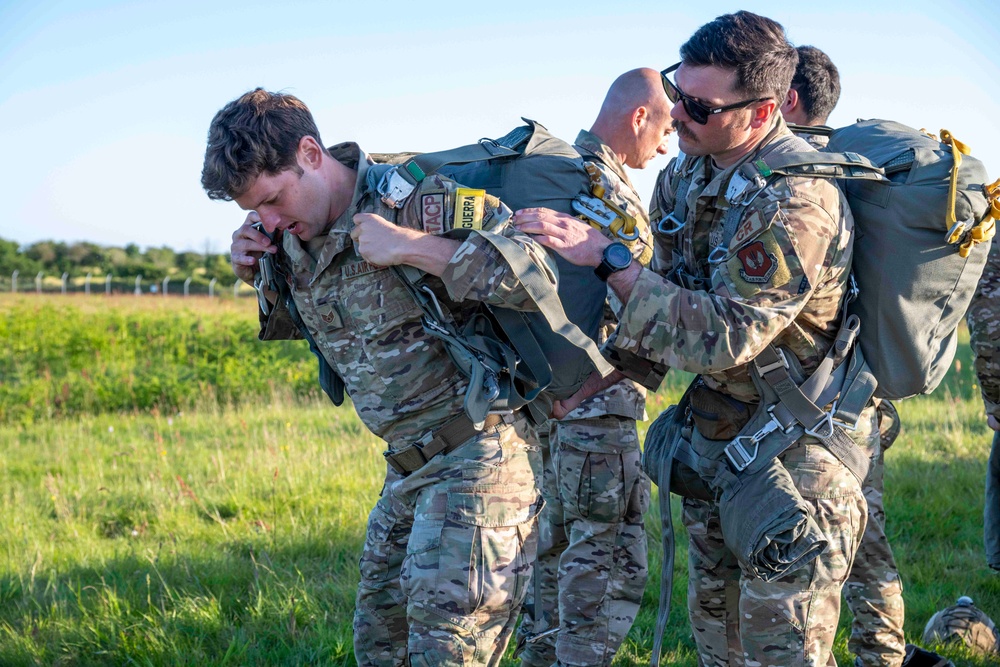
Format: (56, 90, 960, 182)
(726, 230, 791, 298)
(454, 188, 485, 230)
(421, 193, 445, 234)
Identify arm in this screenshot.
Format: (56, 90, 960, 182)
(968, 238, 1000, 430)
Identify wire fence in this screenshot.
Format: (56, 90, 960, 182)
(0, 272, 256, 298)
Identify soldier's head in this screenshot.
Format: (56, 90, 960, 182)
(922, 596, 1000, 655)
(590, 68, 674, 170)
(780, 46, 841, 126)
(202, 89, 349, 241)
(662, 11, 797, 167)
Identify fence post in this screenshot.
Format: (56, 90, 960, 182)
(105, 274, 112, 295)
(134, 275, 142, 296)
(11, 270, 17, 293)
(61, 273, 69, 295)
(162, 276, 170, 296)
(233, 279, 241, 298)
(183, 277, 192, 297)
(209, 277, 217, 298)
(85, 273, 92, 295)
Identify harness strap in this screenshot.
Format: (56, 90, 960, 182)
(383, 412, 508, 475)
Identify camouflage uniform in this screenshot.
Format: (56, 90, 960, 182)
(610, 118, 878, 666)
(259, 143, 552, 667)
(790, 126, 907, 667)
(968, 234, 1000, 569)
(517, 129, 651, 667)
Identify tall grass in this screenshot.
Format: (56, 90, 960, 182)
(1, 295, 998, 665)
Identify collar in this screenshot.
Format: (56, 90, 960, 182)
(574, 128, 637, 192)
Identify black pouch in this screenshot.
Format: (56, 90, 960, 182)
(689, 383, 756, 440)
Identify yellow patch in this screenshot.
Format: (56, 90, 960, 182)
(726, 230, 791, 298)
(454, 188, 485, 230)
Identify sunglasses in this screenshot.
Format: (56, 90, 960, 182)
(660, 63, 770, 125)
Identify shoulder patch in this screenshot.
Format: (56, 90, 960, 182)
(420, 193, 445, 234)
(454, 188, 485, 230)
(726, 230, 791, 298)
(728, 207, 771, 249)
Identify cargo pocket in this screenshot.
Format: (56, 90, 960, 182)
(555, 430, 631, 524)
(408, 485, 542, 620)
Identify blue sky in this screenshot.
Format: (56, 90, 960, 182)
(1, 0, 997, 254)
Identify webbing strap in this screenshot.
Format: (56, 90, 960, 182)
(402, 142, 520, 185)
(480, 232, 614, 379)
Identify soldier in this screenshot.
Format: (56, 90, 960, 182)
(516, 68, 672, 667)
(201, 88, 560, 667)
(781, 44, 907, 667)
(516, 11, 879, 666)
(779, 45, 841, 148)
(968, 226, 1000, 569)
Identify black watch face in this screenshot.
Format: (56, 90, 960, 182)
(606, 242, 632, 270)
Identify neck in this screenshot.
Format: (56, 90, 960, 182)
(588, 123, 628, 166)
(712, 118, 778, 169)
(325, 158, 359, 227)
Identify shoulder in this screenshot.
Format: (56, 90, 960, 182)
(400, 174, 510, 235)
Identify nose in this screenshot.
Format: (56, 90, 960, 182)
(670, 101, 687, 123)
(257, 208, 280, 233)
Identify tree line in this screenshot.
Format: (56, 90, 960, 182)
(0, 237, 235, 293)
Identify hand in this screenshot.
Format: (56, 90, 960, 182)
(351, 213, 421, 267)
(990, 415, 1000, 432)
(513, 207, 611, 267)
(550, 369, 625, 419)
(230, 211, 277, 285)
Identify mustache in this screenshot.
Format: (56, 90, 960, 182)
(673, 120, 695, 140)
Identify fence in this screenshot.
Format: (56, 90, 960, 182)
(0, 271, 257, 298)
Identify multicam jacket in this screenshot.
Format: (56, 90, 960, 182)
(969, 235, 1000, 418)
(568, 129, 652, 421)
(607, 118, 855, 404)
(259, 143, 558, 446)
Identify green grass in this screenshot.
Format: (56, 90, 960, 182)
(1, 296, 999, 665)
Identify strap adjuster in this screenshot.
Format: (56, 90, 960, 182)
(724, 416, 781, 472)
(754, 348, 789, 376)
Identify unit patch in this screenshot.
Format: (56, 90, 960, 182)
(421, 193, 445, 234)
(455, 188, 485, 230)
(726, 230, 792, 298)
(342, 260, 385, 279)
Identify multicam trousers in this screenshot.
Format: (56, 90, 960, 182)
(353, 413, 543, 667)
(516, 415, 650, 667)
(844, 448, 906, 667)
(682, 409, 878, 667)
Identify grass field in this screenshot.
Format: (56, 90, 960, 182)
(1, 294, 999, 666)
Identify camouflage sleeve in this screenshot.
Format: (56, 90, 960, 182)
(607, 190, 842, 376)
(968, 238, 1000, 418)
(400, 175, 557, 311)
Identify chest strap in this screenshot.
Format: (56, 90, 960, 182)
(384, 412, 509, 476)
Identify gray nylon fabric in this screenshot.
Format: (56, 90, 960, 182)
(819, 119, 994, 399)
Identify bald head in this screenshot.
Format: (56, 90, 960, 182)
(590, 68, 674, 169)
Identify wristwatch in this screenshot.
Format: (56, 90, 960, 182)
(594, 242, 633, 281)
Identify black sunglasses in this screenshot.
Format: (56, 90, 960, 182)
(660, 63, 770, 125)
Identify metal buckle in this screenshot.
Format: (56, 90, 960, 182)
(657, 212, 685, 235)
(573, 195, 616, 230)
(377, 167, 416, 208)
(805, 408, 836, 439)
(830, 401, 860, 432)
(724, 417, 780, 472)
(766, 405, 796, 434)
(755, 348, 789, 376)
(706, 245, 728, 265)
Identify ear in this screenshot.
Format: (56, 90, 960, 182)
(780, 88, 798, 116)
(632, 106, 649, 134)
(749, 99, 778, 129)
(297, 135, 325, 169)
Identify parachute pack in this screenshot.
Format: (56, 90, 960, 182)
(370, 120, 618, 421)
(780, 119, 999, 399)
